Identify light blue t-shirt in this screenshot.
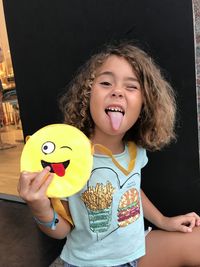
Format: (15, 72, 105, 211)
(60, 144, 148, 267)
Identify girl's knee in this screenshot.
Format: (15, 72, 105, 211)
(139, 228, 200, 267)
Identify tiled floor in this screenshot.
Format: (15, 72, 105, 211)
(0, 125, 24, 198)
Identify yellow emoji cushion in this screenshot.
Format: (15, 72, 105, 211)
(20, 124, 93, 198)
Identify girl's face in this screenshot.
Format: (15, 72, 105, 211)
(90, 55, 143, 141)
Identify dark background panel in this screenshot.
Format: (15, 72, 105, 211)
(3, 0, 200, 223)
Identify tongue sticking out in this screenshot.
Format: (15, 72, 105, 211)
(51, 163, 65, 177)
(107, 111, 124, 131)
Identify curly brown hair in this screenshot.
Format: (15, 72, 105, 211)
(59, 42, 176, 151)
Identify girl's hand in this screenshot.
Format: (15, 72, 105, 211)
(160, 212, 200, 233)
(17, 167, 54, 217)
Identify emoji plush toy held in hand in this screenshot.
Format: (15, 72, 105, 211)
(20, 124, 93, 225)
(20, 124, 93, 198)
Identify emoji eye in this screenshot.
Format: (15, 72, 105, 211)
(41, 141, 55, 154)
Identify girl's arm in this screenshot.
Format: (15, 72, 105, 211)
(34, 200, 72, 239)
(18, 167, 72, 239)
(141, 189, 200, 233)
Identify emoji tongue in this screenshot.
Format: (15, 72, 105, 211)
(51, 163, 65, 177)
(107, 111, 123, 131)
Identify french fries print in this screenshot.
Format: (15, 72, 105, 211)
(82, 182, 115, 210)
(82, 182, 115, 233)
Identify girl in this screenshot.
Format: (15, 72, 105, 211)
(18, 42, 200, 267)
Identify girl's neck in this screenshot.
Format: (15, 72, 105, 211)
(90, 132, 125, 155)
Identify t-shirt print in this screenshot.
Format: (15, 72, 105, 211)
(81, 166, 141, 240)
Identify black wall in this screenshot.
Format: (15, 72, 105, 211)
(3, 0, 200, 219)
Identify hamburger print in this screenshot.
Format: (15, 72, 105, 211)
(117, 188, 140, 227)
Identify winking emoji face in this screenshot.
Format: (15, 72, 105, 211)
(20, 124, 93, 198)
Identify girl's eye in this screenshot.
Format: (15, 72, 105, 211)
(100, 81, 111, 86)
(126, 85, 139, 90)
(41, 141, 55, 154)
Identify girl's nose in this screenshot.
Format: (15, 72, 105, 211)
(111, 89, 123, 98)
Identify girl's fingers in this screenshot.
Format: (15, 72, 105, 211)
(38, 172, 54, 195)
(178, 216, 196, 232)
(187, 218, 196, 230)
(180, 224, 193, 233)
(185, 212, 200, 227)
(18, 171, 40, 194)
(186, 212, 200, 220)
(29, 166, 51, 192)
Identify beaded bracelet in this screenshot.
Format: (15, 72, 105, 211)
(33, 210, 59, 230)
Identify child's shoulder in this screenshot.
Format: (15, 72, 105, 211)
(127, 141, 148, 168)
